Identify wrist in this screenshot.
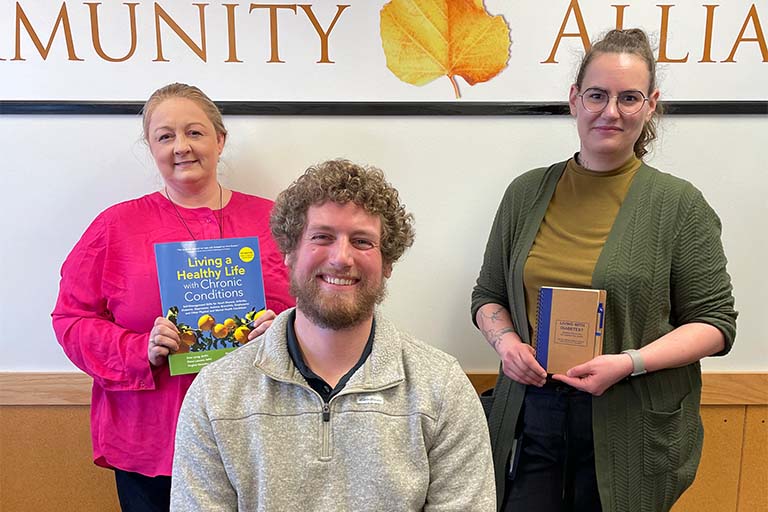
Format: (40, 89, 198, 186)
(494, 329, 522, 353)
(621, 349, 647, 377)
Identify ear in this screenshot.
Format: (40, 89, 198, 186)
(217, 132, 226, 155)
(383, 262, 392, 279)
(646, 88, 660, 122)
(568, 84, 580, 116)
(284, 252, 294, 268)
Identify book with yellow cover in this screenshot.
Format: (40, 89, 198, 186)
(534, 286, 606, 375)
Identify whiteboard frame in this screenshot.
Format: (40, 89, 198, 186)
(2, 100, 766, 116)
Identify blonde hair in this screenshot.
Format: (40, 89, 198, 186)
(141, 83, 227, 142)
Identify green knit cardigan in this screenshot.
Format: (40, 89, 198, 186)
(471, 161, 737, 512)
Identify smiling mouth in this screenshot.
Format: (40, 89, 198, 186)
(320, 275, 358, 286)
(175, 160, 198, 166)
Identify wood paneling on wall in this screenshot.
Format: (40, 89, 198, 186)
(737, 405, 768, 512)
(1, 372, 765, 512)
(4, 372, 766, 406)
(0, 406, 120, 512)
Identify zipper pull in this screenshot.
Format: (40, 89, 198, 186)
(322, 403, 330, 422)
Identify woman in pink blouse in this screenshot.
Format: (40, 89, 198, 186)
(52, 83, 294, 511)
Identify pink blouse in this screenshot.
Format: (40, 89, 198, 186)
(52, 191, 294, 476)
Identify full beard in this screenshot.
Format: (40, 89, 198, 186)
(290, 271, 387, 330)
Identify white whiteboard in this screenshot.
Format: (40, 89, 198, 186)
(1, 112, 765, 373)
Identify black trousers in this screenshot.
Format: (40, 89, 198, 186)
(114, 469, 171, 512)
(502, 383, 602, 512)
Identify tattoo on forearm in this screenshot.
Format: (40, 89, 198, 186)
(479, 306, 505, 323)
(482, 327, 515, 350)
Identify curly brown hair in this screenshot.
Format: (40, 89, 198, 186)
(271, 160, 415, 266)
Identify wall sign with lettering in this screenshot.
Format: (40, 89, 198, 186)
(1, 1, 765, 113)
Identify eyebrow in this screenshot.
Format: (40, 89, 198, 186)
(306, 224, 381, 240)
(584, 87, 643, 93)
(152, 122, 208, 134)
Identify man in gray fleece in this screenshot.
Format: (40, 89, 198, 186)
(171, 159, 495, 511)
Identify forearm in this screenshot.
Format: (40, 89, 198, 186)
(635, 322, 726, 373)
(54, 222, 156, 388)
(477, 303, 546, 386)
(475, 303, 521, 351)
(53, 314, 154, 390)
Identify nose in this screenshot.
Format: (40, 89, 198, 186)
(329, 238, 354, 269)
(174, 134, 190, 154)
(601, 97, 621, 118)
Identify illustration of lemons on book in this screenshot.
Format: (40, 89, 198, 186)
(165, 306, 265, 353)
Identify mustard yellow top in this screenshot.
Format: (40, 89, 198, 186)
(524, 154, 641, 338)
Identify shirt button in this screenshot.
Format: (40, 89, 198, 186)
(324, 385, 331, 393)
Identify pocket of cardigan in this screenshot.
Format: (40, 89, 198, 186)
(641, 395, 687, 476)
(480, 387, 494, 420)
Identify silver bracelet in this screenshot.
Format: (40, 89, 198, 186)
(621, 349, 647, 377)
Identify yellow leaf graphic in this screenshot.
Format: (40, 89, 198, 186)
(380, 0, 511, 98)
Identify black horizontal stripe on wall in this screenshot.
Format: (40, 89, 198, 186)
(1, 101, 766, 116)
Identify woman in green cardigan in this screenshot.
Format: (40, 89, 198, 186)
(471, 29, 737, 512)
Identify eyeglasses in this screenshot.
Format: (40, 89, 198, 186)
(578, 87, 649, 115)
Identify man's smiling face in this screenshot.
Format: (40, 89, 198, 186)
(287, 201, 391, 330)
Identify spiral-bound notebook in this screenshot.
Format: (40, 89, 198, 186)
(534, 286, 606, 375)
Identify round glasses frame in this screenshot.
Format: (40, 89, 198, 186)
(577, 88, 649, 115)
